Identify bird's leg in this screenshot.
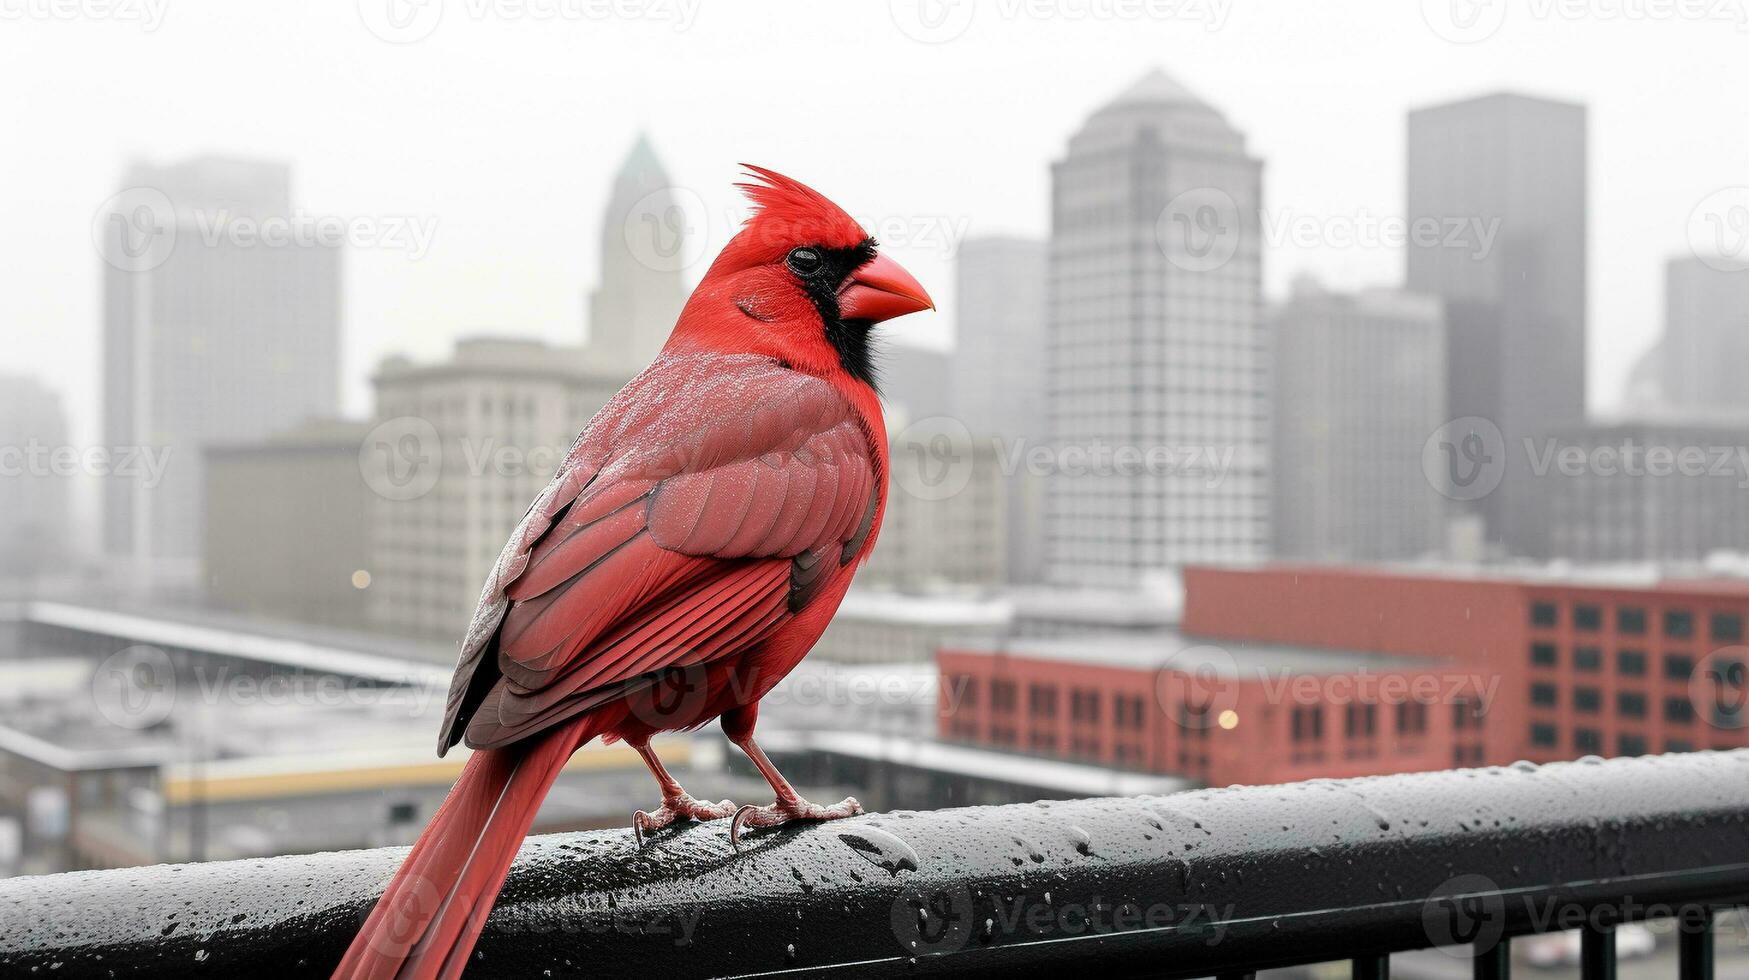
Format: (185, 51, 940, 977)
(728, 732, 862, 851)
(629, 738, 734, 847)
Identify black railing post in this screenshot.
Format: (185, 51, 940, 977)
(1472, 936, 1509, 980)
(1679, 909, 1714, 980)
(1580, 924, 1615, 980)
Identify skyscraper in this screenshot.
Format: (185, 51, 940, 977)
(1045, 70, 1268, 588)
(1406, 93, 1588, 558)
(1658, 253, 1749, 416)
(1270, 279, 1447, 562)
(0, 374, 70, 581)
(100, 156, 340, 573)
(585, 135, 689, 375)
(953, 236, 1049, 583)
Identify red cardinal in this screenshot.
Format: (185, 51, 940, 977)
(334, 167, 933, 979)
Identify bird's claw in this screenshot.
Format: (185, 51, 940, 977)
(729, 796, 863, 852)
(632, 794, 735, 848)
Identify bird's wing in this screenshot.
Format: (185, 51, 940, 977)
(437, 353, 880, 753)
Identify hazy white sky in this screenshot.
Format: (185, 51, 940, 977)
(4, 0, 1747, 447)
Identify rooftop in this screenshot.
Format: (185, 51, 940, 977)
(953, 625, 1444, 676)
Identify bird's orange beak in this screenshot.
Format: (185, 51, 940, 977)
(838, 253, 935, 323)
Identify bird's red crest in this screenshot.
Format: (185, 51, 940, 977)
(731, 164, 870, 256)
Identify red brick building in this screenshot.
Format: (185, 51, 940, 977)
(937, 565, 1749, 785)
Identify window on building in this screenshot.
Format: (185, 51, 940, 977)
(1531, 642, 1558, 667)
(991, 679, 1017, 714)
(1531, 683, 1558, 707)
(1574, 605, 1603, 631)
(1531, 602, 1559, 627)
(1395, 701, 1428, 735)
(1531, 723, 1558, 747)
(1667, 739, 1695, 753)
(1452, 697, 1484, 730)
(1029, 684, 1058, 719)
(1573, 687, 1601, 713)
(1665, 610, 1695, 639)
(1664, 654, 1694, 681)
(1291, 704, 1324, 742)
(1711, 612, 1744, 643)
(953, 675, 979, 710)
(1618, 607, 1648, 635)
(1618, 734, 1648, 757)
(1113, 694, 1146, 731)
(1344, 703, 1377, 738)
(1664, 697, 1696, 724)
(1618, 650, 1647, 676)
(1617, 691, 1647, 717)
(1574, 728, 1602, 754)
(1070, 688, 1102, 724)
(1574, 647, 1601, 671)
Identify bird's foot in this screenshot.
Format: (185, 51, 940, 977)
(730, 796, 862, 851)
(633, 794, 735, 847)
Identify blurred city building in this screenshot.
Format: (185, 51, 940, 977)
(809, 589, 1011, 665)
(100, 156, 341, 579)
(0, 374, 70, 583)
(860, 429, 1009, 591)
(1641, 253, 1749, 417)
(203, 419, 374, 631)
(365, 338, 624, 639)
(1543, 417, 1749, 562)
(879, 342, 954, 424)
(939, 629, 1477, 786)
(1406, 93, 1588, 559)
(1270, 279, 1448, 561)
(1045, 69, 1269, 588)
(585, 134, 688, 375)
(940, 562, 1749, 785)
(953, 236, 1050, 584)
(1185, 563, 1749, 762)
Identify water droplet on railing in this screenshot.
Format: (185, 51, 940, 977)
(836, 827, 919, 875)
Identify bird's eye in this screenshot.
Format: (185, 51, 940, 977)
(786, 247, 823, 276)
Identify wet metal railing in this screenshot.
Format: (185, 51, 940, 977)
(2, 750, 1747, 978)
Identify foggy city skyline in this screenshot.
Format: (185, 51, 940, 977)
(6, 1, 1749, 464)
(5, 5, 1749, 974)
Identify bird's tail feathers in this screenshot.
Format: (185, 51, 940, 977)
(332, 718, 595, 980)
